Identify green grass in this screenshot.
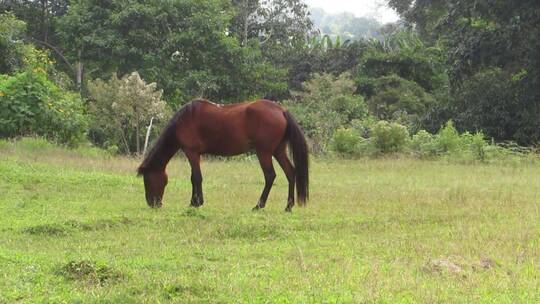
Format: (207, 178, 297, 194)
(1, 139, 539, 303)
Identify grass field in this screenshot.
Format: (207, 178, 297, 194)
(1, 138, 539, 303)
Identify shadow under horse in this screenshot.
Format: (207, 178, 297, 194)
(137, 99, 309, 212)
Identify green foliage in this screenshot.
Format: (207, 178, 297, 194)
(455, 68, 518, 141)
(87, 72, 170, 155)
(286, 39, 368, 94)
(411, 122, 498, 162)
(284, 73, 367, 153)
(0, 13, 55, 75)
(330, 119, 524, 161)
(410, 130, 439, 158)
(357, 30, 448, 94)
(371, 120, 410, 154)
(230, 0, 313, 48)
(331, 127, 361, 156)
(0, 0, 68, 46)
(366, 74, 434, 129)
(354, 29, 449, 131)
(436, 121, 460, 153)
(56, 0, 290, 102)
(0, 70, 86, 145)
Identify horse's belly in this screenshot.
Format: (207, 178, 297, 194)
(203, 136, 252, 156)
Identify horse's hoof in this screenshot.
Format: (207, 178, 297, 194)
(252, 206, 261, 211)
(284, 207, 292, 212)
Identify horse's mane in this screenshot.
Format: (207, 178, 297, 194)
(137, 101, 198, 175)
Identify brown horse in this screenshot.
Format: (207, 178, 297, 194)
(137, 99, 309, 212)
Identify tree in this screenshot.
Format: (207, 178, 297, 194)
(386, 0, 540, 144)
(367, 74, 434, 130)
(230, 0, 313, 49)
(0, 0, 69, 45)
(354, 29, 447, 130)
(228, 0, 315, 99)
(309, 8, 383, 40)
(357, 29, 447, 94)
(1, 1, 75, 85)
(87, 72, 170, 155)
(57, 0, 288, 103)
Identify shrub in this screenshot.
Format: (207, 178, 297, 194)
(436, 121, 461, 153)
(0, 70, 87, 146)
(371, 120, 410, 153)
(409, 122, 504, 162)
(332, 127, 361, 157)
(460, 131, 487, 161)
(410, 130, 439, 158)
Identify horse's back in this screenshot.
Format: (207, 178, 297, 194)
(178, 99, 286, 156)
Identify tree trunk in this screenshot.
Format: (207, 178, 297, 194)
(136, 121, 140, 156)
(135, 107, 141, 155)
(143, 117, 154, 155)
(41, 0, 49, 43)
(242, 0, 249, 46)
(76, 49, 83, 92)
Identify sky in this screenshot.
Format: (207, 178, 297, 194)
(304, 0, 400, 23)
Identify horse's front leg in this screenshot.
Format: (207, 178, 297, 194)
(185, 150, 204, 207)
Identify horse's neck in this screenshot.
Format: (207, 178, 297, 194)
(149, 141, 180, 172)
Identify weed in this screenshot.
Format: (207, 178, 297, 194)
(57, 260, 122, 286)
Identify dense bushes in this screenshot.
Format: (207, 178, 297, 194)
(332, 127, 362, 156)
(331, 120, 530, 162)
(0, 70, 86, 146)
(371, 121, 410, 153)
(0, 14, 87, 147)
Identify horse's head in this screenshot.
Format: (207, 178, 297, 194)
(140, 170, 168, 208)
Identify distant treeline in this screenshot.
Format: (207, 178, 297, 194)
(309, 7, 386, 40)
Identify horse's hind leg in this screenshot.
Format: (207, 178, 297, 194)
(252, 151, 276, 211)
(274, 146, 295, 212)
(185, 150, 204, 207)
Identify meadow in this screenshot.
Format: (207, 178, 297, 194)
(1, 138, 539, 303)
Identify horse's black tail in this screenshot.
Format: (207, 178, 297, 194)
(283, 111, 309, 205)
